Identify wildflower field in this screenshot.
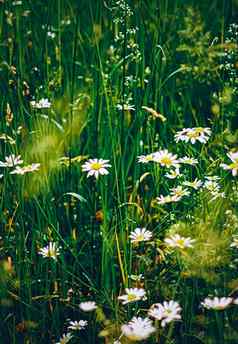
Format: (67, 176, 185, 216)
(0, 0, 238, 343)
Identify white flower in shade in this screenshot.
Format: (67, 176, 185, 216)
(183, 178, 203, 190)
(38, 242, 60, 260)
(179, 156, 198, 165)
(148, 300, 182, 327)
(0, 154, 23, 167)
(153, 149, 179, 168)
(68, 320, 88, 331)
(10, 163, 40, 175)
(121, 317, 155, 341)
(118, 288, 147, 305)
(230, 236, 238, 248)
(203, 180, 220, 193)
(30, 98, 51, 109)
(137, 154, 155, 164)
(164, 234, 195, 249)
(201, 297, 233, 310)
(129, 227, 152, 243)
(56, 333, 72, 344)
(156, 194, 179, 205)
(165, 168, 180, 179)
(79, 301, 97, 312)
(82, 158, 111, 179)
(117, 103, 135, 111)
(170, 186, 190, 200)
(221, 151, 238, 176)
(174, 127, 211, 144)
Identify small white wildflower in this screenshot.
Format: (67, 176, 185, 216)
(68, 320, 88, 331)
(56, 333, 72, 344)
(183, 178, 203, 190)
(148, 300, 182, 327)
(156, 194, 179, 205)
(221, 151, 238, 176)
(38, 242, 60, 260)
(79, 301, 97, 312)
(201, 297, 233, 310)
(30, 98, 51, 109)
(153, 149, 179, 168)
(164, 234, 195, 249)
(10, 163, 40, 175)
(174, 127, 211, 144)
(165, 168, 180, 179)
(230, 236, 238, 248)
(121, 317, 155, 341)
(179, 156, 198, 165)
(129, 227, 152, 243)
(170, 186, 190, 200)
(118, 288, 147, 305)
(0, 154, 23, 167)
(137, 154, 155, 164)
(82, 158, 111, 179)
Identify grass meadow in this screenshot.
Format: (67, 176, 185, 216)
(0, 0, 238, 343)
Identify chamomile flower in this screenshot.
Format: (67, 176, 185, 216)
(0, 154, 23, 167)
(129, 227, 152, 243)
(179, 156, 198, 165)
(10, 163, 40, 175)
(230, 236, 238, 248)
(30, 98, 51, 109)
(82, 158, 111, 179)
(183, 178, 203, 190)
(79, 301, 97, 312)
(156, 194, 179, 205)
(170, 186, 190, 200)
(221, 151, 238, 176)
(56, 333, 72, 344)
(201, 297, 233, 310)
(68, 320, 88, 331)
(164, 234, 195, 249)
(38, 242, 60, 260)
(118, 288, 147, 305)
(121, 317, 155, 341)
(174, 127, 211, 144)
(165, 168, 180, 179)
(148, 300, 182, 327)
(137, 154, 155, 164)
(153, 149, 179, 168)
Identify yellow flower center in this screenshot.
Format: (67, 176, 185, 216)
(160, 157, 172, 165)
(127, 293, 137, 301)
(90, 162, 102, 170)
(136, 234, 145, 242)
(187, 131, 200, 139)
(176, 239, 185, 247)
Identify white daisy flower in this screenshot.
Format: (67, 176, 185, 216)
(179, 156, 198, 165)
(56, 333, 72, 344)
(118, 288, 147, 305)
(165, 168, 180, 179)
(129, 227, 152, 243)
(137, 154, 155, 164)
(156, 194, 179, 205)
(164, 234, 195, 249)
(30, 98, 51, 109)
(82, 158, 111, 179)
(79, 301, 97, 312)
(121, 317, 155, 341)
(230, 236, 238, 248)
(183, 178, 203, 190)
(148, 300, 182, 327)
(153, 149, 179, 168)
(201, 297, 233, 310)
(68, 320, 88, 331)
(170, 186, 190, 200)
(0, 154, 23, 167)
(174, 127, 211, 144)
(221, 151, 238, 176)
(10, 163, 40, 175)
(38, 242, 60, 260)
